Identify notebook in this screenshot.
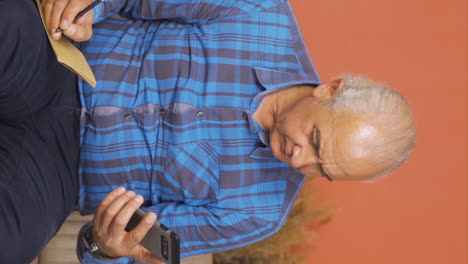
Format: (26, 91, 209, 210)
(35, 0, 96, 87)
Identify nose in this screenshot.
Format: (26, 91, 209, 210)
(289, 144, 317, 171)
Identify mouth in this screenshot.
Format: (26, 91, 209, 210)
(271, 127, 292, 163)
(281, 141, 285, 158)
(281, 136, 291, 160)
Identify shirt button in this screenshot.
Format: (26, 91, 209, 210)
(159, 109, 166, 117)
(124, 113, 132, 121)
(242, 112, 249, 120)
(196, 111, 204, 118)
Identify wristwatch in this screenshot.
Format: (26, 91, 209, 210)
(82, 226, 120, 260)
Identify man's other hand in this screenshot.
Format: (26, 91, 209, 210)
(92, 187, 163, 264)
(42, 0, 93, 41)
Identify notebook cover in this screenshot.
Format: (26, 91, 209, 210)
(35, 0, 96, 87)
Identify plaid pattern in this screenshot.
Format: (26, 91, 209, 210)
(78, 0, 320, 261)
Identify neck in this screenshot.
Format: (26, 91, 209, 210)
(253, 84, 316, 132)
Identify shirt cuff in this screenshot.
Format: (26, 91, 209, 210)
(77, 221, 124, 263)
(76, 221, 93, 261)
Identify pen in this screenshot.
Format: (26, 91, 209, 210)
(55, 0, 103, 33)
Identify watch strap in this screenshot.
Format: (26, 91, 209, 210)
(83, 226, 120, 260)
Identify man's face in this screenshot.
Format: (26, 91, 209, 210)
(269, 96, 386, 181)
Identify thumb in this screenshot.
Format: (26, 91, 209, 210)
(137, 247, 164, 264)
(142, 254, 164, 264)
(63, 23, 93, 42)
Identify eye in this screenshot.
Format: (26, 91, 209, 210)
(310, 125, 319, 155)
(310, 125, 332, 181)
(319, 165, 333, 181)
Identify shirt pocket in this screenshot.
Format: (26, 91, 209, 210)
(164, 141, 220, 205)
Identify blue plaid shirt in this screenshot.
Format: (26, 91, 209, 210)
(78, 0, 320, 261)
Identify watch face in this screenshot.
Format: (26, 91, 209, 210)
(84, 228, 94, 245)
(84, 228, 99, 255)
(90, 242, 99, 255)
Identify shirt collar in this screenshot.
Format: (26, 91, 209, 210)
(249, 67, 321, 159)
(254, 67, 321, 91)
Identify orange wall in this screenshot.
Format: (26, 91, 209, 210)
(289, 0, 467, 263)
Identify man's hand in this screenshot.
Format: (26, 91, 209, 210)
(42, 0, 94, 41)
(92, 187, 163, 264)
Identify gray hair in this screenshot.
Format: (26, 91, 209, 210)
(322, 74, 416, 179)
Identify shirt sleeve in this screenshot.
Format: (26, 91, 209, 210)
(92, 0, 285, 23)
(77, 203, 282, 263)
(144, 201, 281, 258)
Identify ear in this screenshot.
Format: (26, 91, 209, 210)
(312, 78, 346, 99)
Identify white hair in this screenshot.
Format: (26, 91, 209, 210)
(322, 74, 416, 179)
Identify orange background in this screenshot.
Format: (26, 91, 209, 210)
(289, 0, 467, 263)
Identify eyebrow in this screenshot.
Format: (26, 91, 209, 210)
(312, 125, 333, 181)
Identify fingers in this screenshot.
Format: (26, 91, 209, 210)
(139, 247, 165, 264)
(94, 187, 126, 231)
(128, 213, 160, 263)
(98, 190, 136, 234)
(92, 188, 146, 257)
(91, 188, 162, 262)
(75, 15, 88, 25)
(110, 194, 145, 237)
(42, 0, 92, 41)
(42, 0, 54, 34)
(59, 0, 90, 31)
(127, 212, 156, 246)
(50, 0, 69, 37)
(62, 16, 93, 42)
(43, 0, 69, 38)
